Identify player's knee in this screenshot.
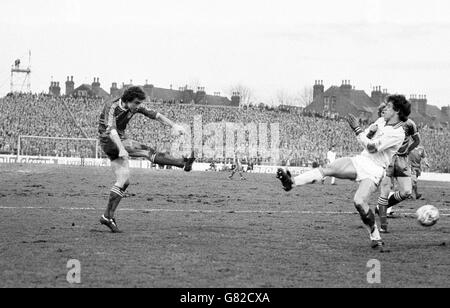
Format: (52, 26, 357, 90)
(402, 190, 412, 199)
(117, 168, 130, 182)
(353, 196, 365, 209)
(353, 202, 366, 217)
(116, 178, 129, 188)
(379, 184, 390, 197)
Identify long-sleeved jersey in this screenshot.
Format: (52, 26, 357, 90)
(98, 99, 158, 139)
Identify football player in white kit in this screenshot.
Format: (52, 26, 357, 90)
(276, 95, 410, 250)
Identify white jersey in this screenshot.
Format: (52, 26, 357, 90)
(358, 120, 405, 169)
(327, 151, 336, 163)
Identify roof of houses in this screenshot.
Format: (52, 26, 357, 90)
(306, 83, 450, 126)
(73, 84, 110, 99)
(306, 85, 378, 116)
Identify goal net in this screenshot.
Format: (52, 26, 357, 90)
(17, 135, 100, 159)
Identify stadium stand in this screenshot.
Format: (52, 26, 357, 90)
(0, 93, 449, 172)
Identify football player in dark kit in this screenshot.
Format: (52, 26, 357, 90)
(98, 86, 195, 233)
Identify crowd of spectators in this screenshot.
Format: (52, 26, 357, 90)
(1, 93, 449, 172)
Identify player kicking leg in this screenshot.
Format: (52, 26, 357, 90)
(98, 86, 195, 233)
(277, 95, 410, 249)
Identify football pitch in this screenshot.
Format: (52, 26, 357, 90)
(0, 164, 449, 288)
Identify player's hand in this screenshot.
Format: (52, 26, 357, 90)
(367, 143, 377, 153)
(172, 124, 186, 136)
(118, 148, 129, 158)
(369, 124, 378, 134)
(347, 114, 362, 135)
(366, 123, 378, 139)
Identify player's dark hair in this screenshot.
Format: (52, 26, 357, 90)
(121, 86, 146, 103)
(387, 94, 411, 122)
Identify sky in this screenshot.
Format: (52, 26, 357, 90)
(0, 0, 449, 107)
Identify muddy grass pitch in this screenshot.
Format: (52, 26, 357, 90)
(0, 164, 449, 287)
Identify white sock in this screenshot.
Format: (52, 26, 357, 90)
(293, 168, 324, 186)
(331, 177, 335, 185)
(387, 207, 394, 215)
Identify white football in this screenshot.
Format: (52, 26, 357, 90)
(416, 205, 440, 227)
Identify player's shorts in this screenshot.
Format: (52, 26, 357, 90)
(386, 154, 411, 178)
(99, 136, 155, 161)
(350, 155, 385, 186)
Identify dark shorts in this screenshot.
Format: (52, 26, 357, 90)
(99, 136, 155, 161)
(411, 167, 422, 178)
(386, 154, 411, 178)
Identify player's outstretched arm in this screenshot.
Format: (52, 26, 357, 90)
(155, 113, 186, 135)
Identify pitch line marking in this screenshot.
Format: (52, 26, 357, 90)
(0, 206, 449, 216)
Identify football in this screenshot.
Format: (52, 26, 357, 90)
(416, 205, 440, 227)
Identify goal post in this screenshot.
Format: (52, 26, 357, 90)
(17, 135, 100, 159)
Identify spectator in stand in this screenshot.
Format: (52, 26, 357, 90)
(1, 93, 449, 172)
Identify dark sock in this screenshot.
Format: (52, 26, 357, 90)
(357, 207, 376, 231)
(377, 197, 389, 228)
(151, 152, 185, 168)
(388, 191, 406, 207)
(105, 186, 124, 219)
(412, 185, 418, 197)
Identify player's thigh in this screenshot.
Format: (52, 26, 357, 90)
(396, 176, 412, 193)
(122, 139, 155, 158)
(100, 137, 119, 161)
(393, 155, 411, 178)
(111, 157, 130, 179)
(379, 176, 391, 197)
(354, 178, 377, 207)
(324, 157, 357, 180)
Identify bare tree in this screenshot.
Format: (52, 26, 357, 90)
(228, 84, 254, 105)
(296, 86, 313, 107)
(275, 88, 294, 106)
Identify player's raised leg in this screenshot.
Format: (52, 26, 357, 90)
(123, 139, 195, 171)
(276, 157, 356, 191)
